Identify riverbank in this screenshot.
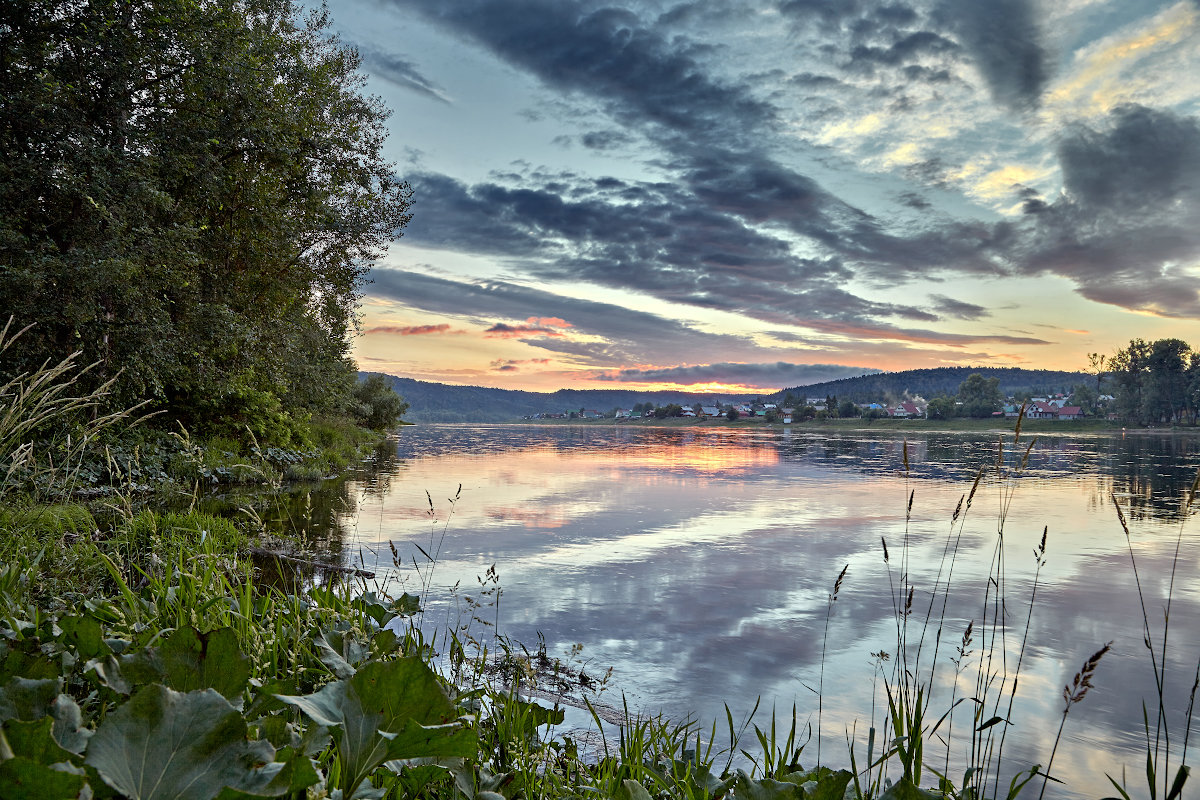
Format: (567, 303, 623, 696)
(504, 415, 1192, 435)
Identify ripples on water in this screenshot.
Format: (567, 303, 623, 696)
(282, 425, 1200, 799)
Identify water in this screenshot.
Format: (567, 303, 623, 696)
(307, 424, 1200, 798)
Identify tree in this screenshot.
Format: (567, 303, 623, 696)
(1109, 339, 1197, 425)
(957, 374, 1003, 418)
(726, 407, 739, 422)
(838, 399, 859, 418)
(1070, 383, 1098, 415)
(0, 0, 411, 439)
(353, 375, 409, 431)
(926, 396, 957, 420)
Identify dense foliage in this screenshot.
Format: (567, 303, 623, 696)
(777, 367, 1089, 405)
(1107, 338, 1200, 425)
(0, 0, 411, 438)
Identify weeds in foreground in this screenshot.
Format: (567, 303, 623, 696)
(1106, 467, 1200, 800)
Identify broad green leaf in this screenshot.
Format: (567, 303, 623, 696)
(49, 694, 92, 755)
(0, 642, 58, 682)
(85, 685, 285, 800)
(0, 676, 60, 722)
(86, 648, 165, 695)
(59, 614, 110, 661)
(0, 756, 86, 799)
(616, 778, 654, 800)
(879, 778, 943, 799)
(733, 770, 802, 800)
(3, 717, 76, 766)
(277, 657, 475, 799)
(214, 747, 321, 799)
(161, 627, 250, 700)
(313, 631, 358, 679)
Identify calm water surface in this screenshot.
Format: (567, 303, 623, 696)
(329, 424, 1200, 798)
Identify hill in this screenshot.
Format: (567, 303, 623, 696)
(776, 367, 1091, 404)
(371, 367, 1095, 423)
(369, 374, 753, 423)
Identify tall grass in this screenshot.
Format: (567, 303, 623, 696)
(0, 317, 149, 501)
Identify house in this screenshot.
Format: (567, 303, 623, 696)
(1057, 406, 1084, 420)
(701, 406, 720, 417)
(1027, 401, 1058, 419)
(582, 409, 603, 419)
(615, 408, 631, 418)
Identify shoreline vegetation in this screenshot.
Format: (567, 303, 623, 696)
(502, 415, 1191, 435)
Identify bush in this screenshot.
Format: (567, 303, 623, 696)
(352, 375, 409, 431)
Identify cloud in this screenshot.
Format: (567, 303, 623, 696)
(929, 294, 990, 320)
(491, 358, 551, 372)
(593, 362, 881, 388)
(356, 45, 452, 104)
(1017, 104, 1200, 316)
(367, 268, 775, 366)
(485, 323, 567, 338)
(935, 0, 1049, 109)
(363, 323, 456, 335)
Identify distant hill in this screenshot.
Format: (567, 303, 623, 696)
(369, 367, 1095, 423)
(775, 367, 1091, 404)
(368, 374, 753, 423)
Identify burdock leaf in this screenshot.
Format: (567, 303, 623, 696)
(2, 717, 76, 765)
(0, 756, 86, 799)
(0, 677, 60, 722)
(85, 685, 283, 800)
(161, 627, 250, 700)
(277, 657, 474, 799)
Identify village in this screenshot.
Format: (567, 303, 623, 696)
(523, 391, 1108, 423)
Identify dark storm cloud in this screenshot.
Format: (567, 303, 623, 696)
(381, 1, 1199, 325)
(368, 268, 766, 365)
(402, 169, 1003, 336)
(580, 130, 633, 150)
(929, 294, 989, 321)
(594, 362, 881, 387)
(356, 46, 451, 104)
(935, 0, 1049, 110)
(1018, 105, 1200, 317)
(388, 0, 773, 146)
(387, 0, 1010, 294)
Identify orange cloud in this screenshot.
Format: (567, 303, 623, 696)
(485, 323, 566, 338)
(527, 316, 572, 328)
(364, 324, 457, 335)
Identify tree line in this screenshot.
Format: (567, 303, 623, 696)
(1, 0, 410, 440)
(1104, 339, 1200, 426)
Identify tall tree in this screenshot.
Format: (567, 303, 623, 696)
(957, 373, 1003, 418)
(0, 0, 410, 438)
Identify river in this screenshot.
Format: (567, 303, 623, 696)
(277, 424, 1200, 799)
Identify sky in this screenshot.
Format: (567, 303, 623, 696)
(327, 0, 1200, 393)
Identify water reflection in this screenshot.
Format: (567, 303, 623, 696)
(284, 425, 1200, 799)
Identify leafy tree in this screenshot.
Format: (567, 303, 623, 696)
(837, 399, 859, 418)
(0, 0, 411, 439)
(1110, 339, 1196, 425)
(926, 396, 957, 420)
(726, 407, 739, 422)
(1070, 383, 1098, 415)
(957, 374, 1003, 418)
(352, 375, 409, 431)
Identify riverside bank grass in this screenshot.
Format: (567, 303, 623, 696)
(2, 413, 1200, 796)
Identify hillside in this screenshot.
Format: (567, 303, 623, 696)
(371, 374, 751, 423)
(777, 366, 1092, 404)
(373, 366, 1095, 423)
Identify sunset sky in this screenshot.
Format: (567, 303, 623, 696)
(328, 0, 1200, 393)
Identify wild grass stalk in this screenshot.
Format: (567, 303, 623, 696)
(1107, 466, 1200, 800)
